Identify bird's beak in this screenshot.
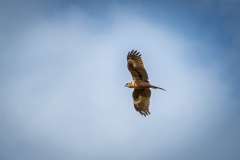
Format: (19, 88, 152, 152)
(125, 84, 127, 87)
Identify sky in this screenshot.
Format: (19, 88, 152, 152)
(1, 0, 240, 160)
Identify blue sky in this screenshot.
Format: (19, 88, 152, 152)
(1, 0, 240, 160)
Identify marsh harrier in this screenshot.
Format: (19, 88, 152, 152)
(125, 50, 165, 116)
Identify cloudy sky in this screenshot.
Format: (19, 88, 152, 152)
(1, 0, 240, 160)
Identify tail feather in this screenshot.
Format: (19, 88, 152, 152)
(151, 84, 166, 91)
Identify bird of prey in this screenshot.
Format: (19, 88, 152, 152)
(125, 50, 165, 116)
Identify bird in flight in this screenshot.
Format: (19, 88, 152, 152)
(125, 50, 166, 116)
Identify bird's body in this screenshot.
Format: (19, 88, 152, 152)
(125, 50, 165, 116)
(126, 79, 162, 89)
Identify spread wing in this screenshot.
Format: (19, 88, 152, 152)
(132, 89, 151, 116)
(127, 50, 149, 82)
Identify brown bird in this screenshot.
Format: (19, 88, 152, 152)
(125, 50, 165, 116)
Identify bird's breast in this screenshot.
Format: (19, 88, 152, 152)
(130, 80, 150, 89)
